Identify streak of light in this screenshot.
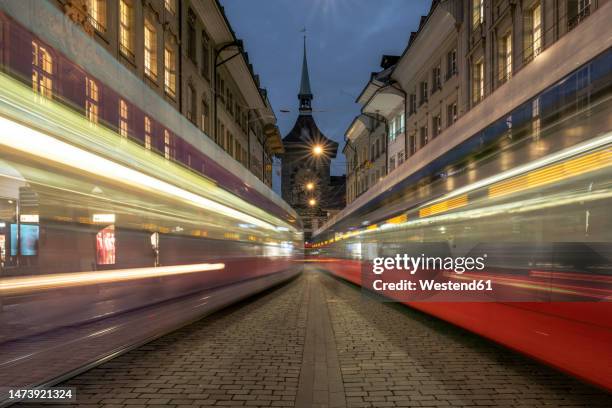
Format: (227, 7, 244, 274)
(0, 263, 225, 295)
(0, 116, 277, 231)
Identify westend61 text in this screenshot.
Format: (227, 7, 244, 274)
(372, 254, 487, 275)
(372, 279, 493, 292)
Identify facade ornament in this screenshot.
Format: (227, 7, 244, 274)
(64, 0, 94, 36)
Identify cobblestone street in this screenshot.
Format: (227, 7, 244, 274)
(18, 268, 611, 408)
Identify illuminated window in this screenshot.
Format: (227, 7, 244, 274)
(164, 129, 172, 159)
(532, 4, 542, 57)
(119, 0, 134, 59)
(164, 42, 176, 97)
(472, 59, 484, 104)
(32, 41, 53, 98)
(501, 32, 512, 82)
(144, 19, 157, 80)
(87, 0, 106, 32)
(472, 0, 484, 28)
(164, 0, 176, 14)
(119, 99, 129, 137)
(389, 117, 396, 142)
(86, 77, 99, 124)
(144, 116, 152, 150)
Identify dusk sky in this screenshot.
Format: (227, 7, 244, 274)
(221, 0, 431, 189)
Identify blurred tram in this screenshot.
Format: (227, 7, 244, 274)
(0, 11, 302, 401)
(311, 47, 612, 391)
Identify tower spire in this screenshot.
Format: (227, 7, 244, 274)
(298, 32, 313, 113)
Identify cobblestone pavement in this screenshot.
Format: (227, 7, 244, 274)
(17, 268, 611, 407)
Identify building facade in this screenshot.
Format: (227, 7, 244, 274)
(50, 0, 283, 187)
(344, 0, 606, 204)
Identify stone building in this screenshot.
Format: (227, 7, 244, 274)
(343, 0, 607, 204)
(53, 0, 283, 187)
(281, 38, 340, 240)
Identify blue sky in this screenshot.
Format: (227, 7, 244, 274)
(221, 0, 432, 190)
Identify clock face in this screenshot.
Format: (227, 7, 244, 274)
(291, 166, 321, 206)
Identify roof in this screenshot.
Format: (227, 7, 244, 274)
(298, 37, 313, 99)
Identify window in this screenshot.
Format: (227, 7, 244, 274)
(164, 0, 176, 14)
(164, 41, 176, 97)
(409, 134, 416, 155)
(187, 9, 196, 63)
(201, 99, 209, 133)
(532, 98, 541, 139)
(419, 81, 428, 106)
(87, 0, 106, 32)
(201, 32, 210, 79)
(389, 117, 396, 142)
(569, 0, 591, 30)
(432, 65, 441, 93)
(227, 132, 234, 156)
(376, 138, 380, 158)
(432, 114, 442, 138)
(119, 99, 129, 137)
(144, 19, 157, 80)
(389, 156, 396, 172)
(447, 102, 458, 126)
(446, 49, 457, 80)
(500, 32, 512, 82)
(235, 140, 241, 161)
(472, 0, 484, 28)
(32, 41, 53, 98)
(226, 89, 233, 113)
(370, 144, 375, 161)
(219, 122, 225, 147)
(409, 94, 417, 114)
(186, 84, 196, 123)
(419, 126, 428, 148)
(164, 130, 172, 159)
(144, 116, 152, 150)
(526, 3, 542, 62)
(532, 4, 542, 57)
(86, 77, 99, 124)
(472, 59, 484, 104)
(119, 0, 134, 59)
(397, 151, 405, 165)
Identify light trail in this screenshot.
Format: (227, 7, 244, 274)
(0, 116, 277, 231)
(0, 263, 225, 295)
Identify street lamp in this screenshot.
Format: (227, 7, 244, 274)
(305, 182, 314, 191)
(312, 144, 323, 156)
(308, 198, 317, 207)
